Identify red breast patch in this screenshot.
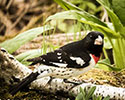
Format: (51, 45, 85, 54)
(91, 54, 100, 64)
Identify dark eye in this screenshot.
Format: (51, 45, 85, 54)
(89, 35, 93, 38)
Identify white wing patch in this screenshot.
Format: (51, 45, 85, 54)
(70, 57, 85, 66)
(57, 52, 61, 55)
(57, 56, 61, 59)
(51, 62, 67, 67)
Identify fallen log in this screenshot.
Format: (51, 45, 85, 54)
(0, 47, 125, 100)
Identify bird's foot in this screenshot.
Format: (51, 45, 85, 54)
(47, 76, 54, 84)
(64, 78, 83, 85)
(82, 78, 95, 83)
(64, 78, 95, 85)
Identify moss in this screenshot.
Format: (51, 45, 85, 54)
(78, 68, 125, 87)
(1, 68, 125, 99)
(0, 80, 69, 100)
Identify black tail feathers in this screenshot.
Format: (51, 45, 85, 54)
(9, 72, 39, 96)
(27, 57, 41, 65)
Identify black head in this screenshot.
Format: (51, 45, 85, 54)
(82, 31, 104, 56)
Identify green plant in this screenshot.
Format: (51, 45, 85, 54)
(75, 86, 110, 100)
(0, 25, 53, 54)
(70, 0, 102, 15)
(46, 0, 125, 69)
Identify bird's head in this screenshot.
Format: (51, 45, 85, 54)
(83, 31, 104, 56)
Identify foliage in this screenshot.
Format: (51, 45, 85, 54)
(0, 25, 53, 54)
(110, 0, 125, 26)
(70, 0, 101, 15)
(75, 86, 110, 100)
(46, 0, 125, 69)
(50, 0, 102, 33)
(0, 0, 125, 70)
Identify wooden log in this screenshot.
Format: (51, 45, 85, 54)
(0, 47, 125, 99)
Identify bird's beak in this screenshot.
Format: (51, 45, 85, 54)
(94, 35, 103, 45)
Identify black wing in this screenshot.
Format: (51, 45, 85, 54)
(28, 49, 63, 66)
(27, 49, 91, 68)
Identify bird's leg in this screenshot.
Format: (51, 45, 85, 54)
(82, 78, 95, 83)
(64, 78, 95, 85)
(47, 76, 55, 84)
(63, 78, 84, 85)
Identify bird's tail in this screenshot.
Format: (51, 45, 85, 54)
(27, 57, 41, 65)
(9, 72, 39, 96)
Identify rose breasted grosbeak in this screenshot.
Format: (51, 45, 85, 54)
(9, 31, 104, 95)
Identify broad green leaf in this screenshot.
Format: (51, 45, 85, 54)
(97, 0, 124, 36)
(0, 25, 53, 54)
(45, 11, 77, 23)
(95, 59, 121, 71)
(79, 19, 120, 38)
(46, 10, 120, 38)
(75, 11, 107, 27)
(46, 10, 107, 28)
(49, 0, 107, 27)
(15, 49, 42, 65)
(98, 59, 111, 64)
(113, 38, 125, 68)
(86, 86, 96, 99)
(112, 0, 125, 26)
(95, 64, 112, 71)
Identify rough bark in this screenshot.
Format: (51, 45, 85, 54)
(0, 47, 125, 100)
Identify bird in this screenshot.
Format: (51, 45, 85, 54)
(9, 31, 104, 95)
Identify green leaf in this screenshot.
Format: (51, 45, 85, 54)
(92, 95, 97, 100)
(46, 11, 76, 23)
(15, 49, 42, 65)
(95, 59, 121, 71)
(0, 25, 53, 54)
(86, 86, 96, 100)
(49, 0, 107, 27)
(96, 96, 102, 100)
(80, 87, 85, 100)
(75, 92, 83, 100)
(103, 95, 110, 100)
(112, 0, 125, 26)
(52, 0, 120, 37)
(54, 0, 82, 11)
(46, 10, 120, 38)
(97, 0, 124, 36)
(104, 37, 113, 49)
(79, 19, 120, 38)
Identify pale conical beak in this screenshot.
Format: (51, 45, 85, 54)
(94, 35, 103, 45)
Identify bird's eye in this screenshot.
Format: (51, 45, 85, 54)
(89, 35, 93, 38)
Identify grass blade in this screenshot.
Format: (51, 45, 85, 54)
(86, 86, 96, 100)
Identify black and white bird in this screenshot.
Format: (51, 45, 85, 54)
(9, 31, 104, 95)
